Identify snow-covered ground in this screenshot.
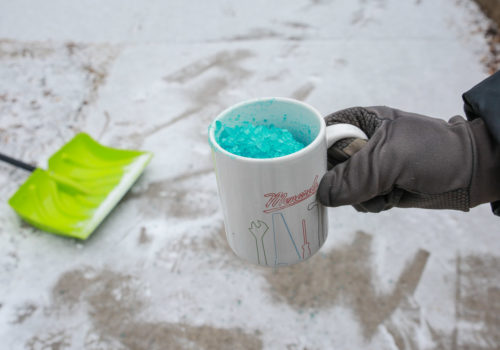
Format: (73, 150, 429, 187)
(0, 0, 499, 349)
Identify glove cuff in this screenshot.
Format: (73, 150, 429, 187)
(468, 118, 500, 209)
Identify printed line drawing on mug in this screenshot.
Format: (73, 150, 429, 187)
(263, 175, 319, 213)
(308, 201, 324, 247)
(272, 212, 301, 266)
(301, 219, 311, 259)
(248, 220, 269, 265)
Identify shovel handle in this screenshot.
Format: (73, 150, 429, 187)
(0, 153, 36, 172)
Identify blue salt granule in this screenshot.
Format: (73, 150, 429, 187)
(217, 121, 305, 158)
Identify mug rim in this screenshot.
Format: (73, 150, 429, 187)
(209, 97, 326, 163)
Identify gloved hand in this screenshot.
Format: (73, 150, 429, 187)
(318, 106, 500, 212)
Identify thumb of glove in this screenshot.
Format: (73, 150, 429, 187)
(318, 132, 393, 207)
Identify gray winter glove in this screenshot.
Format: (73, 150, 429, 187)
(318, 106, 500, 212)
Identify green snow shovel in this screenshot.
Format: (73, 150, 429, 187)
(1, 133, 153, 239)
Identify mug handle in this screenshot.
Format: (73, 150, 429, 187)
(326, 123, 368, 149)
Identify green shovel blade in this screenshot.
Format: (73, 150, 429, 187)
(8, 133, 153, 239)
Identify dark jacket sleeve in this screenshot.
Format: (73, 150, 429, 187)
(462, 70, 500, 216)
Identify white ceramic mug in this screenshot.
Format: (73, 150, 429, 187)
(209, 98, 367, 266)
